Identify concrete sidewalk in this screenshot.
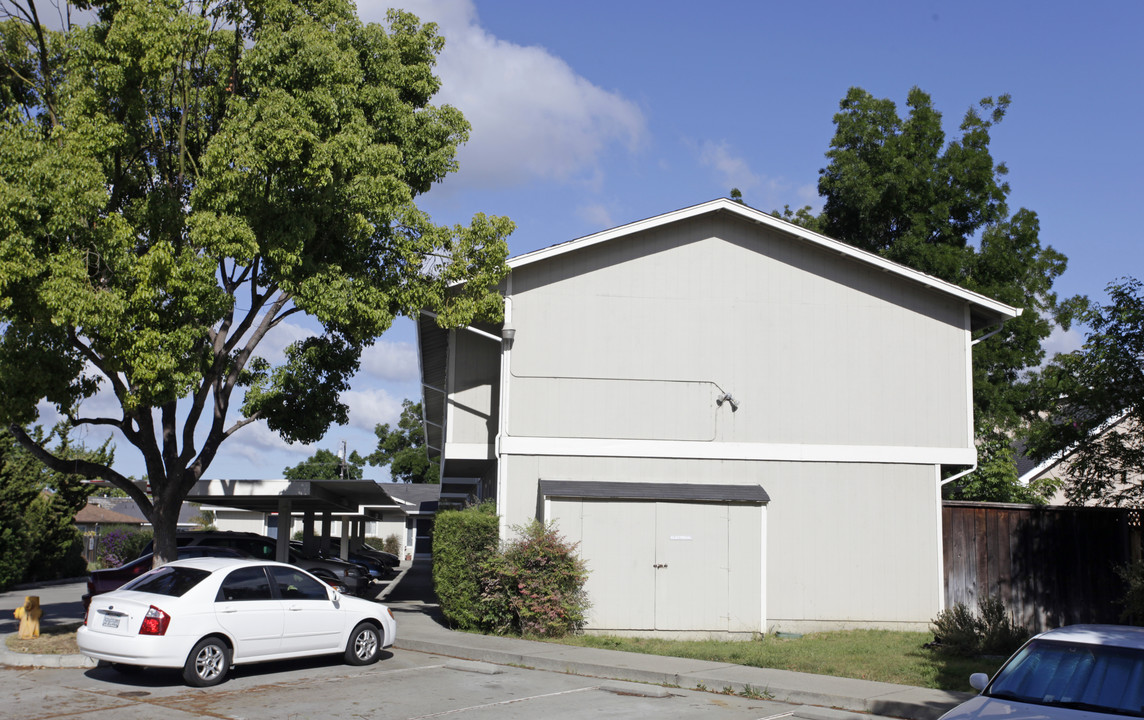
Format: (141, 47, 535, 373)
(378, 560, 971, 720)
(2, 561, 972, 720)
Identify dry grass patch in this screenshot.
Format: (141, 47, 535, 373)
(5, 623, 82, 655)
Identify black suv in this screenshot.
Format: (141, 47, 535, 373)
(139, 531, 370, 596)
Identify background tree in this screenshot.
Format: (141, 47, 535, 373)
(782, 87, 1082, 500)
(0, 424, 113, 589)
(0, 0, 512, 565)
(368, 399, 439, 483)
(1025, 277, 1144, 506)
(283, 447, 365, 480)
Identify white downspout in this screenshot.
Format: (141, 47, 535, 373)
(495, 276, 513, 540)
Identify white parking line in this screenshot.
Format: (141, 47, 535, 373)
(405, 686, 598, 719)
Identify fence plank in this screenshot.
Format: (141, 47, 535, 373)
(943, 502, 1135, 633)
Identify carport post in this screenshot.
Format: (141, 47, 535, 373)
(340, 525, 350, 560)
(320, 512, 332, 554)
(302, 511, 316, 555)
(276, 499, 292, 563)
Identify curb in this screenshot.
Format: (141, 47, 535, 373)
(10, 577, 87, 591)
(0, 633, 96, 669)
(393, 635, 972, 720)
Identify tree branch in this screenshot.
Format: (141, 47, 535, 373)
(8, 423, 154, 516)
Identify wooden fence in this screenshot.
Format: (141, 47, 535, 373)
(943, 501, 1143, 632)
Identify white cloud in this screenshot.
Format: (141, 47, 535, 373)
(576, 203, 615, 229)
(343, 387, 405, 432)
(252, 319, 315, 365)
(356, 0, 646, 189)
(360, 340, 419, 382)
(1042, 324, 1084, 361)
(698, 140, 761, 193)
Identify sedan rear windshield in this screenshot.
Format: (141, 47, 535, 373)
(121, 566, 210, 597)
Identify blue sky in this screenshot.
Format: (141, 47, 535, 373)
(62, 0, 1144, 482)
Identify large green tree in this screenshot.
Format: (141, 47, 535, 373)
(1025, 278, 1144, 506)
(780, 87, 1082, 500)
(368, 399, 438, 483)
(0, 0, 511, 564)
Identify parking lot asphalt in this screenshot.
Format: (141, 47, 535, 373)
(3, 562, 973, 720)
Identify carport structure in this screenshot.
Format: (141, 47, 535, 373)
(185, 478, 400, 563)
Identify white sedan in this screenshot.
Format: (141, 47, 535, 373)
(78, 557, 397, 687)
(939, 624, 1144, 720)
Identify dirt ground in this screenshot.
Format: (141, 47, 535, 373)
(5, 623, 81, 654)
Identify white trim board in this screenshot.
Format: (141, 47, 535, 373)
(493, 437, 975, 465)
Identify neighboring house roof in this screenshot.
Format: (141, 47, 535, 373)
(87, 497, 202, 527)
(74, 503, 145, 525)
(378, 483, 440, 515)
(1017, 411, 1132, 485)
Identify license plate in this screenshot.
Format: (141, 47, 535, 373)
(101, 615, 120, 629)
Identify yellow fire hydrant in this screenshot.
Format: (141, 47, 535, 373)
(14, 596, 41, 639)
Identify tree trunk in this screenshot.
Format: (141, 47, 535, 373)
(150, 498, 180, 568)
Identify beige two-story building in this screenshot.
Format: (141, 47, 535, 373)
(417, 198, 1019, 636)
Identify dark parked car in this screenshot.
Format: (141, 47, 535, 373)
(291, 542, 396, 580)
(82, 545, 248, 611)
(139, 531, 371, 596)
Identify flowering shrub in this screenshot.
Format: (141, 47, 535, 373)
(433, 508, 590, 637)
(97, 527, 151, 569)
(481, 521, 589, 637)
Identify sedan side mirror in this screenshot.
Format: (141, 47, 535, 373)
(969, 673, 989, 691)
(328, 586, 340, 602)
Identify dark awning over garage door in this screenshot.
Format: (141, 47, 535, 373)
(539, 480, 769, 504)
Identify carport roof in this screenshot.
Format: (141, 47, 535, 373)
(186, 478, 399, 516)
(540, 480, 770, 504)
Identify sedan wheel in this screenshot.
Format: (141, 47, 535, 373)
(344, 622, 381, 665)
(183, 636, 231, 687)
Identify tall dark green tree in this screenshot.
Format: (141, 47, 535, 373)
(0, 424, 113, 589)
(0, 0, 511, 564)
(368, 399, 439, 483)
(1025, 278, 1144, 506)
(789, 87, 1083, 500)
(283, 447, 365, 480)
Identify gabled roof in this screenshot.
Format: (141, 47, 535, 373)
(75, 503, 146, 525)
(418, 199, 1024, 463)
(508, 198, 1020, 331)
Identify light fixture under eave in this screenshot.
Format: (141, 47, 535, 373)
(716, 392, 740, 411)
(501, 327, 516, 349)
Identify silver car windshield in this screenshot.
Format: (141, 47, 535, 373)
(987, 639, 1144, 717)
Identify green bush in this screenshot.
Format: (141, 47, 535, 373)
(932, 595, 1028, 656)
(1116, 560, 1144, 625)
(481, 521, 589, 637)
(433, 503, 500, 631)
(978, 595, 1030, 655)
(363, 534, 403, 555)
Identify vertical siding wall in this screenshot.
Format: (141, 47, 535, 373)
(507, 213, 970, 450)
(943, 502, 1143, 632)
(765, 461, 942, 631)
(446, 328, 500, 446)
(508, 456, 942, 631)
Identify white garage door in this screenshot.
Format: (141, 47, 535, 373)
(549, 496, 764, 633)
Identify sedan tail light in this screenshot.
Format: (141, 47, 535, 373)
(139, 606, 171, 636)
